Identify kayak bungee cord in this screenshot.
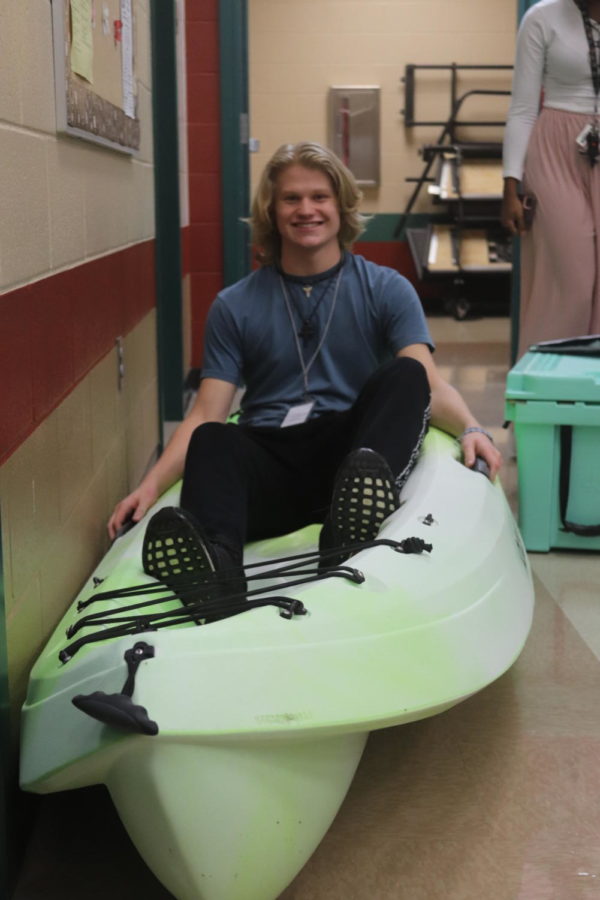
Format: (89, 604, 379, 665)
(58, 536, 432, 663)
(59, 596, 307, 663)
(66, 566, 363, 640)
(79, 535, 433, 609)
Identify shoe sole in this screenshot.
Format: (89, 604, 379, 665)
(142, 507, 216, 587)
(331, 450, 399, 548)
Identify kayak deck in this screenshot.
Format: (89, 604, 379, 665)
(21, 428, 533, 780)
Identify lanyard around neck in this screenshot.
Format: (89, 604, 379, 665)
(279, 268, 343, 398)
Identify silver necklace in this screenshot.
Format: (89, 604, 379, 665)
(279, 269, 343, 398)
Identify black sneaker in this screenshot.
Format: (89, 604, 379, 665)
(320, 448, 400, 567)
(142, 507, 245, 601)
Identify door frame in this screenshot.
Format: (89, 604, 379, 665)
(219, 0, 251, 286)
(151, 0, 184, 427)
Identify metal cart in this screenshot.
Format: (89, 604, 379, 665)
(397, 64, 513, 319)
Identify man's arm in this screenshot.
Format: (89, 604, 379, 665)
(397, 344, 503, 478)
(107, 377, 237, 538)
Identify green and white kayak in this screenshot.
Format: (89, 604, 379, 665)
(20, 428, 534, 900)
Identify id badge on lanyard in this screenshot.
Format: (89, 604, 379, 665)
(280, 399, 315, 427)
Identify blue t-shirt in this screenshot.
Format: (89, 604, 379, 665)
(201, 253, 433, 427)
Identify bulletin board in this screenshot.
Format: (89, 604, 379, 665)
(51, 0, 140, 154)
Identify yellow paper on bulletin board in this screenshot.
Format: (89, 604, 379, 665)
(70, 0, 93, 83)
(70, 0, 129, 110)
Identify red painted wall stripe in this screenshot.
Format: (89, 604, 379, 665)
(0, 240, 156, 466)
(185, 0, 223, 369)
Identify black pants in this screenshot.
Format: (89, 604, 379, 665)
(180, 357, 431, 553)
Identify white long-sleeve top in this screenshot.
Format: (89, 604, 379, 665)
(503, 0, 600, 179)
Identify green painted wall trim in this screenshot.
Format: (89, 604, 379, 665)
(519, 0, 540, 17)
(219, 0, 251, 286)
(150, 0, 184, 426)
(359, 212, 448, 242)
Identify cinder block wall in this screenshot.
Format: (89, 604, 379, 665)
(0, 0, 158, 726)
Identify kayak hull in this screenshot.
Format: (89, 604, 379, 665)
(20, 429, 534, 899)
(108, 732, 367, 900)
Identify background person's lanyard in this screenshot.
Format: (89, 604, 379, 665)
(279, 268, 343, 422)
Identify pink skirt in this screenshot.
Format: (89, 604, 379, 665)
(519, 107, 600, 357)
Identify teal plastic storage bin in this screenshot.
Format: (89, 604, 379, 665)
(505, 346, 600, 552)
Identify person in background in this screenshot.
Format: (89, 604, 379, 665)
(502, 0, 600, 358)
(109, 142, 501, 590)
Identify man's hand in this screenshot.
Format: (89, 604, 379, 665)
(108, 481, 159, 540)
(460, 431, 502, 481)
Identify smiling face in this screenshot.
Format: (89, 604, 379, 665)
(273, 164, 342, 273)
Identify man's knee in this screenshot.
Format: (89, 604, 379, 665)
(188, 421, 242, 459)
(392, 356, 427, 378)
(378, 356, 430, 393)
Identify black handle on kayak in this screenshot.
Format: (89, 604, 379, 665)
(72, 641, 159, 736)
(470, 456, 490, 478)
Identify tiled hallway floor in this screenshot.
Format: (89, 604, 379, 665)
(13, 317, 600, 899)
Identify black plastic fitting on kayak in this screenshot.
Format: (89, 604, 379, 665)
(279, 598, 308, 620)
(71, 691, 159, 735)
(71, 641, 159, 736)
(395, 537, 433, 554)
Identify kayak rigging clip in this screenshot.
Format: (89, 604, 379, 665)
(71, 641, 159, 736)
(392, 537, 433, 554)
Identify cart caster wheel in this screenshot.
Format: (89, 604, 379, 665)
(452, 298, 470, 320)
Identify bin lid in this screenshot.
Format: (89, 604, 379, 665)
(506, 346, 600, 403)
(530, 335, 600, 356)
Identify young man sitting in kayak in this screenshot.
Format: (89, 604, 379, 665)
(108, 141, 501, 586)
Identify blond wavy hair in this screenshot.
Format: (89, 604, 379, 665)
(250, 142, 369, 265)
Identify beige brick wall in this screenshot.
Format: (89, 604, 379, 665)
(249, 0, 517, 213)
(0, 0, 158, 725)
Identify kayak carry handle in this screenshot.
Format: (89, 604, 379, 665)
(470, 456, 490, 478)
(72, 641, 159, 736)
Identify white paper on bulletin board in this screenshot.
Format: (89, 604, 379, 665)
(120, 0, 135, 118)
